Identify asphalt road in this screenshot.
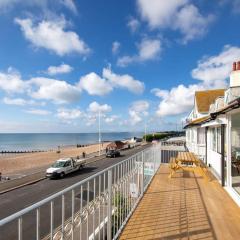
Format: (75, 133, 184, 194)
(0, 144, 150, 240)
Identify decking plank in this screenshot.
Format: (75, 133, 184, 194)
(119, 165, 240, 240)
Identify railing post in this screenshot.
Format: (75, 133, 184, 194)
(18, 217, 22, 240)
(36, 208, 40, 240)
(159, 142, 162, 165)
(107, 169, 112, 240)
(141, 151, 145, 195)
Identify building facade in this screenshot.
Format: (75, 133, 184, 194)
(185, 61, 240, 206)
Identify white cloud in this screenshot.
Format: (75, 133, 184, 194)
(191, 45, 240, 86)
(153, 45, 240, 117)
(138, 38, 161, 60)
(85, 115, 97, 126)
(112, 41, 121, 54)
(0, 68, 28, 93)
(129, 100, 149, 125)
(117, 38, 162, 66)
(153, 85, 201, 117)
(151, 88, 169, 99)
(25, 109, 51, 115)
(0, 0, 77, 13)
(3, 97, 36, 106)
(131, 100, 149, 113)
(78, 72, 113, 96)
(15, 17, 90, 56)
(116, 56, 133, 67)
(61, 0, 77, 13)
(127, 17, 140, 33)
(30, 77, 81, 104)
(78, 68, 144, 96)
(137, 0, 213, 43)
(85, 101, 112, 126)
(105, 115, 118, 123)
(88, 101, 112, 113)
(57, 108, 82, 120)
(46, 63, 73, 76)
(129, 110, 142, 125)
(103, 68, 145, 94)
(174, 4, 214, 43)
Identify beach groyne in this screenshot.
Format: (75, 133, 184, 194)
(0, 150, 46, 155)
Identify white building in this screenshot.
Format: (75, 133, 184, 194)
(185, 61, 240, 206)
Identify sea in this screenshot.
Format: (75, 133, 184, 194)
(0, 132, 143, 151)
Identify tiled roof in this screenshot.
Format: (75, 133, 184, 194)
(190, 116, 210, 124)
(184, 116, 211, 128)
(195, 89, 225, 113)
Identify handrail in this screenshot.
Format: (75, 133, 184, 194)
(0, 146, 152, 226)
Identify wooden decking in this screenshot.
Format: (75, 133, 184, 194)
(119, 165, 240, 240)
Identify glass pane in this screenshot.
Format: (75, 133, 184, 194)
(231, 112, 240, 195)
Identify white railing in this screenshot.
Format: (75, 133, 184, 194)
(0, 143, 162, 240)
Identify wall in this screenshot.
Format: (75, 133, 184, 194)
(207, 127, 222, 180)
(208, 150, 222, 179)
(186, 127, 206, 160)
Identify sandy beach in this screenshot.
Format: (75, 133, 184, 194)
(0, 142, 110, 174)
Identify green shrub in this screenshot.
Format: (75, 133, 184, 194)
(143, 132, 183, 142)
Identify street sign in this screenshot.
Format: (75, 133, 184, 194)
(144, 162, 154, 176)
(130, 183, 138, 198)
(135, 161, 154, 176)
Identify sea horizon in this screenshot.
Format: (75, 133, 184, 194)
(0, 132, 144, 151)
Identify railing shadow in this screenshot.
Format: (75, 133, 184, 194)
(120, 167, 217, 240)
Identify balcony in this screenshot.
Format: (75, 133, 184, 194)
(1, 143, 240, 240)
(119, 165, 240, 240)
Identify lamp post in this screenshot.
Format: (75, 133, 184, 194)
(98, 109, 101, 156)
(144, 120, 147, 142)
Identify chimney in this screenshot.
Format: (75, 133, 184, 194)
(237, 61, 240, 70)
(233, 62, 237, 71)
(230, 61, 240, 87)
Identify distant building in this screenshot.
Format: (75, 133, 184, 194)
(106, 141, 125, 150)
(185, 61, 240, 206)
(130, 137, 142, 143)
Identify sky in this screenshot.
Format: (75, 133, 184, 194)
(0, 0, 240, 133)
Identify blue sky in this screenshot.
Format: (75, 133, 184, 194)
(0, 0, 240, 133)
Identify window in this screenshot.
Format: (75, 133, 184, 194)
(192, 129, 196, 143)
(211, 127, 221, 153)
(197, 128, 205, 145)
(212, 128, 216, 151)
(64, 161, 71, 167)
(231, 112, 240, 195)
(217, 127, 221, 153)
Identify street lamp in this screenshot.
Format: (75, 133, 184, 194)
(98, 109, 101, 156)
(144, 120, 147, 142)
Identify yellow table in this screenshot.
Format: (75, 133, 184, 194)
(168, 152, 209, 180)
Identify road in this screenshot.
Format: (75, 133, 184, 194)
(0, 144, 150, 240)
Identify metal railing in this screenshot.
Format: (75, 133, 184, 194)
(0, 143, 162, 240)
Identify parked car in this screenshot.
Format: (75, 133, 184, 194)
(106, 149, 121, 158)
(46, 157, 86, 179)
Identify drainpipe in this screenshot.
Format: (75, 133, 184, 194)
(221, 124, 225, 187)
(205, 127, 208, 165)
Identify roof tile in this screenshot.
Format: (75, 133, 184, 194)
(195, 89, 225, 113)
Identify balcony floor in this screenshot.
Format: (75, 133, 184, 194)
(119, 164, 240, 240)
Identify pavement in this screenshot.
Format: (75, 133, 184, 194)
(0, 144, 150, 240)
(0, 149, 106, 181)
(0, 150, 108, 194)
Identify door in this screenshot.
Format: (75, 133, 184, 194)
(64, 160, 72, 173)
